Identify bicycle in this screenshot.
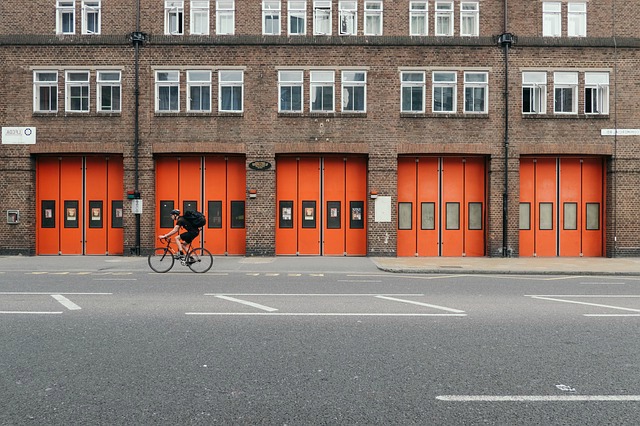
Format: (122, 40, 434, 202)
(148, 237, 213, 273)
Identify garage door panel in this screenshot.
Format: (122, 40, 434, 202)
(441, 158, 464, 257)
(464, 158, 486, 257)
(59, 158, 83, 255)
(36, 158, 61, 255)
(416, 158, 439, 256)
(85, 157, 108, 255)
(297, 158, 321, 255)
(323, 158, 345, 256)
(397, 158, 418, 256)
(226, 157, 246, 255)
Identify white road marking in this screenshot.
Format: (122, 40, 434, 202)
(186, 312, 467, 317)
(51, 294, 82, 310)
(214, 295, 278, 312)
(0, 292, 112, 295)
(0, 311, 63, 315)
(584, 314, 640, 317)
(376, 295, 466, 313)
(436, 395, 640, 402)
(529, 295, 640, 313)
(338, 280, 382, 283)
(205, 293, 425, 296)
(93, 278, 137, 281)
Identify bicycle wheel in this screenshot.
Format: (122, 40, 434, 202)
(186, 247, 213, 273)
(148, 247, 175, 273)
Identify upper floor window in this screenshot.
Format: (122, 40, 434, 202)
(156, 71, 180, 112)
(216, 0, 235, 35)
(82, 0, 101, 34)
(433, 71, 457, 113)
(410, 1, 428, 36)
(460, 2, 479, 36)
(263, 1, 281, 35)
(464, 72, 487, 113)
(542, 2, 561, 37)
(191, 1, 210, 35)
(585, 72, 609, 115)
(310, 70, 335, 112)
(56, 1, 76, 34)
(279, 70, 304, 113)
(66, 71, 90, 112)
(364, 1, 383, 35)
(522, 71, 547, 114)
(219, 70, 243, 112)
(554, 71, 578, 114)
(288, 1, 307, 35)
(339, 1, 358, 36)
(314, 1, 332, 35)
(97, 71, 121, 112)
(165, 1, 184, 35)
(33, 71, 58, 113)
(342, 71, 367, 113)
(401, 71, 425, 113)
(567, 2, 586, 37)
(435, 2, 453, 36)
(187, 70, 212, 112)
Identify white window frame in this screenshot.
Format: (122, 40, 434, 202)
(400, 71, 425, 113)
(216, 0, 235, 35)
(463, 72, 487, 113)
(584, 72, 609, 115)
(263, 1, 281, 35)
(288, 1, 307, 35)
(339, 1, 358, 36)
(460, 2, 479, 37)
(187, 70, 212, 112)
(522, 71, 547, 115)
(433, 71, 457, 113)
(191, 1, 210, 35)
(410, 1, 428, 36)
(341, 71, 367, 113)
(155, 70, 181, 112)
(435, 2, 453, 36)
(543, 2, 561, 37)
(553, 72, 578, 114)
(65, 70, 90, 113)
(33, 71, 58, 113)
(97, 70, 121, 112)
(278, 70, 304, 113)
(165, 1, 184, 35)
(81, 0, 101, 34)
(56, 1, 76, 35)
(218, 70, 243, 113)
(310, 70, 335, 112)
(568, 2, 586, 37)
(313, 1, 332, 35)
(364, 1, 383, 36)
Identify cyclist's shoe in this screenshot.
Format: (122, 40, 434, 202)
(173, 253, 185, 260)
(186, 257, 197, 265)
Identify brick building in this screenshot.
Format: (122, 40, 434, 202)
(0, 0, 638, 257)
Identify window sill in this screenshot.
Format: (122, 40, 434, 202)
(32, 112, 121, 118)
(400, 112, 489, 119)
(277, 112, 367, 118)
(153, 112, 244, 118)
(522, 114, 610, 120)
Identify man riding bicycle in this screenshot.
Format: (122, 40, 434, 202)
(159, 209, 199, 258)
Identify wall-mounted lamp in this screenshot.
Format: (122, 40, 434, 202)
(370, 190, 379, 199)
(248, 189, 257, 199)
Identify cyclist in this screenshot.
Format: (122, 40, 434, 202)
(159, 209, 199, 259)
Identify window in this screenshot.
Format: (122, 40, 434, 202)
(543, 2, 561, 37)
(364, 1, 383, 36)
(97, 71, 121, 112)
(279, 70, 303, 113)
(33, 71, 58, 113)
(56, 1, 76, 34)
(82, 1, 101, 34)
(435, 2, 453, 36)
(342, 71, 366, 113)
(339, 1, 357, 36)
(554, 72, 578, 114)
(310, 70, 334, 112)
(433, 71, 457, 113)
(401, 71, 425, 113)
(66, 71, 90, 112)
(191, 1, 210, 35)
(585, 72, 609, 115)
(156, 71, 180, 112)
(460, 2, 479, 36)
(219, 70, 243, 112)
(522, 71, 547, 114)
(568, 2, 586, 37)
(165, 1, 184, 35)
(263, 1, 281, 35)
(288, 1, 306, 35)
(216, 0, 235, 34)
(464, 72, 487, 113)
(187, 70, 212, 112)
(410, 2, 428, 36)
(313, 1, 332, 35)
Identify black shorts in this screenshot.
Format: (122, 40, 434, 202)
(179, 230, 199, 244)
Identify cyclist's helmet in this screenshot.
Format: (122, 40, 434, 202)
(170, 209, 180, 216)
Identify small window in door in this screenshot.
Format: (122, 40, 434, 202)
(539, 202, 553, 230)
(445, 202, 459, 230)
(398, 202, 412, 230)
(421, 202, 435, 230)
(519, 202, 530, 230)
(586, 203, 600, 230)
(468, 202, 482, 230)
(563, 202, 577, 230)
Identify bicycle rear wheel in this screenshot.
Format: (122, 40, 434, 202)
(148, 247, 175, 273)
(186, 247, 213, 273)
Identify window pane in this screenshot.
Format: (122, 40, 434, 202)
(563, 202, 577, 230)
(468, 202, 482, 230)
(539, 203, 553, 230)
(398, 202, 412, 230)
(519, 203, 530, 230)
(421, 202, 435, 230)
(586, 203, 600, 230)
(446, 203, 460, 230)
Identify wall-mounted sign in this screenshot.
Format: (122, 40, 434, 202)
(2, 127, 36, 144)
(248, 161, 272, 171)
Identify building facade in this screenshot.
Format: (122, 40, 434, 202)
(0, 0, 638, 257)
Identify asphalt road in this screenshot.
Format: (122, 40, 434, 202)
(1, 262, 639, 425)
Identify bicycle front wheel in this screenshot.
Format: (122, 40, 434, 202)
(148, 247, 175, 273)
(186, 247, 213, 273)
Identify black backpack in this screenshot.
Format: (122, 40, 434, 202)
(184, 210, 206, 228)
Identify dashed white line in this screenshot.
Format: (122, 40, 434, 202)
(436, 395, 640, 402)
(529, 296, 640, 313)
(51, 294, 82, 311)
(214, 295, 278, 312)
(375, 295, 466, 313)
(0, 311, 63, 315)
(187, 313, 467, 317)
